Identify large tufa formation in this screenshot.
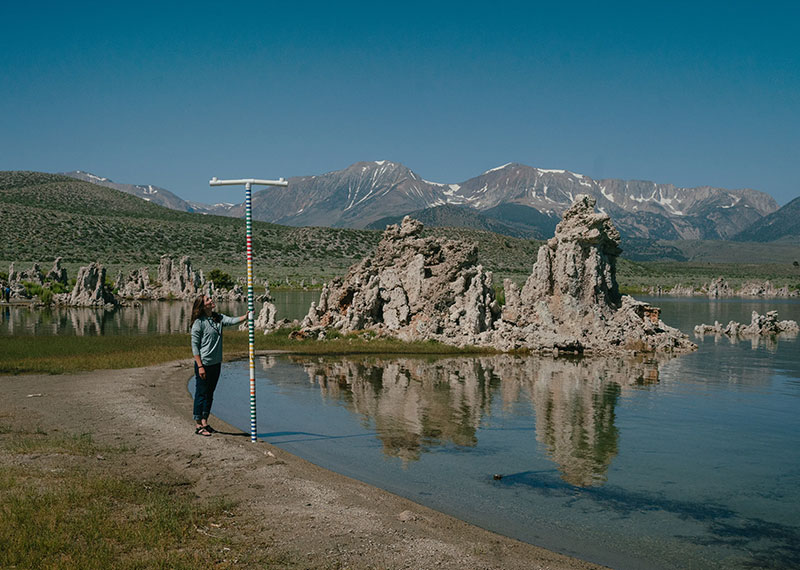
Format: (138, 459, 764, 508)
(302, 216, 500, 345)
(156, 255, 205, 299)
(115, 267, 154, 300)
(302, 195, 694, 354)
(495, 195, 692, 353)
(67, 262, 117, 307)
(45, 257, 68, 286)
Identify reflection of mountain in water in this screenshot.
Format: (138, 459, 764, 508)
(290, 354, 664, 486)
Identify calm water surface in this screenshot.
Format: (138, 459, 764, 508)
(0, 290, 319, 335)
(197, 298, 800, 570)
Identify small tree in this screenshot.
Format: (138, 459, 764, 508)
(208, 268, 235, 290)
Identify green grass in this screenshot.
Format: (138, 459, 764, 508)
(0, 469, 234, 569)
(5, 431, 110, 455)
(0, 329, 493, 375)
(0, 423, 242, 570)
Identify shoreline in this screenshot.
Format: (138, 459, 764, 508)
(1, 359, 608, 569)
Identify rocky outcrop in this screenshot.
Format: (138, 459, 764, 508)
(115, 267, 154, 300)
(705, 277, 734, 298)
(209, 282, 245, 302)
(694, 311, 799, 337)
(737, 281, 794, 298)
(6, 262, 47, 300)
(156, 255, 205, 300)
(302, 216, 501, 346)
(302, 196, 694, 354)
(112, 256, 227, 301)
(64, 262, 117, 307)
(495, 196, 692, 353)
(252, 281, 278, 331)
(648, 278, 798, 298)
(9, 262, 44, 286)
(45, 257, 68, 286)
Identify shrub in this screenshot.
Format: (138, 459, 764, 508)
(208, 268, 235, 290)
(38, 288, 53, 305)
(21, 281, 41, 299)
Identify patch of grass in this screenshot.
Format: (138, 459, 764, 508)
(0, 334, 193, 375)
(0, 329, 493, 375)
(0, 465, 235, 569)
(1, 424, 130, 456)
(6, 431, 99, 455)
(0, 420, 299, 569)
(257, 328, 494, 356)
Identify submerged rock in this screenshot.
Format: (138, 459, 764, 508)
(302, 196, 694, 354)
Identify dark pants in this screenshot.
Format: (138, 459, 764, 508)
(193, 362, 222, 421)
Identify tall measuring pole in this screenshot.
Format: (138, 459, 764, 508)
(209, 176, 288, 442)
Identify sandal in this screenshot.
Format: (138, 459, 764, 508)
(195, 425, 212, 437)
(204, 424, 217, 433)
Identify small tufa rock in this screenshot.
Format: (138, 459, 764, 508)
(397, 510, 418, 522)
(695, 310, 799, 337)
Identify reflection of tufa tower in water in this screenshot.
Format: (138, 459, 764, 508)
(299, 357, 497, 463)
(529, 358, 659, 486)
(532, 363, 621, 487)
(295, 354, 661, 484)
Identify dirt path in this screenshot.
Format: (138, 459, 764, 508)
(1, 359, 607, 569)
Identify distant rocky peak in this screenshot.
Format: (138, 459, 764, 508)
(63, 170, 111, 183)
(341, 160, 423, 184)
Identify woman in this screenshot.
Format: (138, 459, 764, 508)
(190, 294, 248, 436)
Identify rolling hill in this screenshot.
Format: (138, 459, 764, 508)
(0, 171, 544, 282)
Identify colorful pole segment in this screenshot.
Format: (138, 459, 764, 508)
(209, 176, 288, 443)
(245, 182, 257, 442)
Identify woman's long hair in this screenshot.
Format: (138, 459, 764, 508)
(190, 295, 221, 329)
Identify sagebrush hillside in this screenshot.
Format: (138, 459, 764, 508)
(0, 171, 543, 283)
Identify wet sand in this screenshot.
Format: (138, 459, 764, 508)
(1, 357, 608, 569)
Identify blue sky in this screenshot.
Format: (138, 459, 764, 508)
(2, 1, 798, 205)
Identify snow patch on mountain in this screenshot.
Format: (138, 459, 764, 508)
(484, 163, 513, 174)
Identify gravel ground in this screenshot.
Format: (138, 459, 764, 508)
(1, 358, 608, 569)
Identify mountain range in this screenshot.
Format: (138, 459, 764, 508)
(63, 161, 798, 244)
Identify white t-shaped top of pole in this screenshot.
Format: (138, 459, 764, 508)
(209, 176, 288, 187)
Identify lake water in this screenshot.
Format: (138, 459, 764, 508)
(194, 297, 800, 570)
(0, 290, 320, 336)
